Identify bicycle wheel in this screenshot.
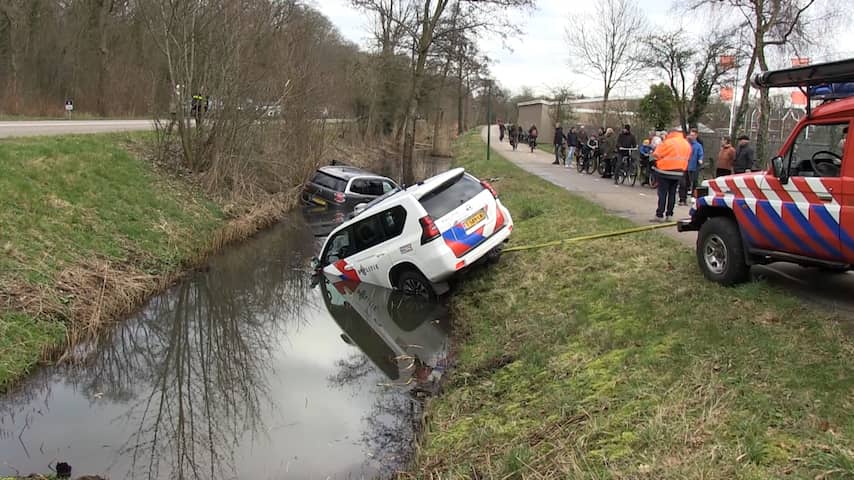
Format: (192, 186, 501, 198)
(586, 155, 596, 175)
(629, 159, 639, 186)
(576, 155, 585, 173)
(614, 159, 623, 184)
(597, 156, 607, 176)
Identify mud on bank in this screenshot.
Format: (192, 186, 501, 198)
(0, 133, 298, 389)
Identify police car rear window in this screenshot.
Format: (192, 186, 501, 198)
(312, 171, 347, 192)
(419, 175, 484, 219)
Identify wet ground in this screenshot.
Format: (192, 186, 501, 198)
(0, 216, 450, 479)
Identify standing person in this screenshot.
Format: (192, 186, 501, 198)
(499, 121, 506, 142)
(651, 131, 664, 150)
(679, 130, 705, 205)
(528, 124, 539, 152)
(509, 124, 519, 151)
(577, 125, 588, 147)
(733, 135, 756, 173)
(600, 127, 616, 177)
(566, 127, 579, 168)
(652, 128, 691, 222)
(716, 136, 736, 177)
(552, 124, 565, 164)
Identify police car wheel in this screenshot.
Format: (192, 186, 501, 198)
(397, 269, 436, 300)
(697, 217, 750, 286)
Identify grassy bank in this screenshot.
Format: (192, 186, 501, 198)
(410, 131, 853, 478)
(0, 134, 290, 388)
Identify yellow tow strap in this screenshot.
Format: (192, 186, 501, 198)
(502, 222, 678, 253)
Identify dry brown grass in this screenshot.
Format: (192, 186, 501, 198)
(1, 190, 296, 375)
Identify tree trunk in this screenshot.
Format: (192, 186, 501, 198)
(601, 88, 610, 127)
(95, 0, 112, 117)
(456, 55, 464, 135)
(731, 45, 759, 140)
(755, 39, 771, 168)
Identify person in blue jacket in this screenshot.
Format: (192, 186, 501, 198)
(679, 128, 704, 205)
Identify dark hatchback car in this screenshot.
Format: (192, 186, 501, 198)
(302, 166, 398, 209)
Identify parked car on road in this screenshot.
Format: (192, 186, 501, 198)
(678, 58, 854, 285)
(315, 167, 513, 298)
(302, 165, 398, 209)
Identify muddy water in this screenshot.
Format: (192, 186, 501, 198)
(0, 217, 449, 479)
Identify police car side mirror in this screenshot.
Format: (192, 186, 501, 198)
(771, 156, 789, 184)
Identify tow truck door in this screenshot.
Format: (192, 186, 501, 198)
(759, 121, 846, 262)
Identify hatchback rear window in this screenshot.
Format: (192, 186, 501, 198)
(312, 171, 347, 192)
(419, 174, 484, 219)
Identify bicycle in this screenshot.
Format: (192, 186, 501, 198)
(577, 138, 600, 175)
(640, 155, 658, 189)
(614, 147, 639, 186)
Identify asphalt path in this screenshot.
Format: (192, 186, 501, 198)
(0, 119, 156, 138)
(482, 126, 854, 314)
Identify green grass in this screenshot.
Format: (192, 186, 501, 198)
(412, 131, 854, 479)
(0, 133, 224, 386)
(536, 142, 554, 154)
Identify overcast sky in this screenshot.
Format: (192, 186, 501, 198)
(312, 0, 854, 99)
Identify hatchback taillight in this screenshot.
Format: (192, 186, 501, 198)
(334, 192, 345, 203)
(419, 215, 441, 244)
(481, 180, 498, 198)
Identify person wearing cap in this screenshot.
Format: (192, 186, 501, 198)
(652, 128, 691, 222)
(733, 135, 756, 173)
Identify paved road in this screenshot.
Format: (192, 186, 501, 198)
(0, 120, 155, 138)
(482, 126, 854, 314)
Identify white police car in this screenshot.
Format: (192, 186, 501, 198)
(316, 168, 513, 298)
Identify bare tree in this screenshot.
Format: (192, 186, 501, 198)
(691, 0, 832, 161)
(566, 0, 647, 127)
(641, 28, 735, 132)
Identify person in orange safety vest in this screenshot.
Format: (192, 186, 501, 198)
(652, 128, 691, 222)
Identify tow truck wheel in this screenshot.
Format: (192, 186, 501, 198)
(397, 269, 436, 300)
(697, 217, 750, 286)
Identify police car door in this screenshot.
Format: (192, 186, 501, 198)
(342, 206, 408, 288)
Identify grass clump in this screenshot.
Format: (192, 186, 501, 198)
(409, 131, 854, 479)
(0, 133, 225, 388)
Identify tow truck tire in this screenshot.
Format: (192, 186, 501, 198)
(697, 217, 750, 286)
(396, 269, 436, 300)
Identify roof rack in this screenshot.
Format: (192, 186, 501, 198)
(752, 57, 854, 117)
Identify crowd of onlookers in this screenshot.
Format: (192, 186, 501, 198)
(497, 120, 759, 223)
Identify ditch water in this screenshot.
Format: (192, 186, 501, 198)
(0, 212, 450, 479)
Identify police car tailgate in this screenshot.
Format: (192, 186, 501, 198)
(420, 175, 501, 257)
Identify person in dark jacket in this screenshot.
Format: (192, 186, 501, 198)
(617, 124, 638, 150)
(733, 135, 756, 173)
(565, 127, 579, 168)
(600, 127, 617, 177)
(679, 131, 705, 204)
(553, 124, 565, 164)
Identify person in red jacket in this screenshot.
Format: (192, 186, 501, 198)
(652, 128, 691, 222)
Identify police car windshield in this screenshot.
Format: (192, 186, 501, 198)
(419, 175, 484, 219)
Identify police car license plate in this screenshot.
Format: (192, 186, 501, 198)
(464, 209, 486, 229)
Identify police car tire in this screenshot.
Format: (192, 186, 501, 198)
(397, 269, 436, 300)
(697, 217, 750, 286)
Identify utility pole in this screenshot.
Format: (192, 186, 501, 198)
(486, 80, 492, 161)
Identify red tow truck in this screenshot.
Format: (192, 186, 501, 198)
(678, 58, 854, 285)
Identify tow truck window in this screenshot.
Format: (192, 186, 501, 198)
(786, 122, 847, 178)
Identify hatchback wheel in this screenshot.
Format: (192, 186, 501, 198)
(397, 269, 436, 300)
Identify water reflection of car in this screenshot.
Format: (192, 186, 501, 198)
(317, 167, 513, 298)
(319, 275, 449, 386)
(302, 166, 398, 209)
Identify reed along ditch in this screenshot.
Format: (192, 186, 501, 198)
(0, 211, 451, 479)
